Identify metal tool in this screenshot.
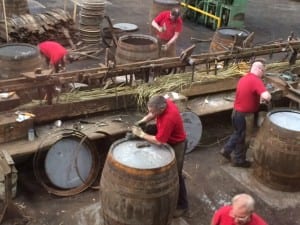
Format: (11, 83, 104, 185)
(136, 142, 151, 148)
(78, 120, 108, 127)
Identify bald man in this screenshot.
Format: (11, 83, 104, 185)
(211, 194, 268, 225)
(220, 61, 271, 167)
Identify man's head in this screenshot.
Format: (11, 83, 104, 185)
(64, 53, 75, 64)
(250, 61, 265, 78)
(147, 95, 167, 116)
(170, 7, 180, 21)
(230, 194, 255, 225)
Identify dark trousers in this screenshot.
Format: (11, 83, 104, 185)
(171, 141, 188, 210)
(224, 110, 248, 163)
(158, 39, 176, 58)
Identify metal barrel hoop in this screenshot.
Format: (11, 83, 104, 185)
(33, 129, 101, 196)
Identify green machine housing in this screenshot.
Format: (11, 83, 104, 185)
(182, 0, 248, 29)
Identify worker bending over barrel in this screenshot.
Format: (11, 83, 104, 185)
(38, 41, 72, 73)
(151, 7, 183, 57)
(132, 95, 189, 217)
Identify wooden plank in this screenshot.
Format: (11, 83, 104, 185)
(0, 112, 138, 159)
(0, 93, 20, 111)
(187, 91, 235, 116)
(20, 93, 137, 123)
(0, 113, 33, 144)
(181, 75, 239, 97)
(22, 69, 52, 80)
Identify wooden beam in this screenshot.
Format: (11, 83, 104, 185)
(19, 93, 137, 123)
(181, 75, 239, 97)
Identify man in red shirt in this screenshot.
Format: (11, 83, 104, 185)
(151, 7, 183, 57)
(132, 95, 188, 217)
(38, 41, 69, 73)
(211, 193, 268, 225)
(220, 61, 271, 167)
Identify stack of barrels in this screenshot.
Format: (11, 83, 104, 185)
(79, 0, 105, 46)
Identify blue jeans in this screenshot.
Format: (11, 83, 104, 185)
(224, 110, 247, 163)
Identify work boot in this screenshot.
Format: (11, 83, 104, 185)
(232, 160, 251, 168)
(219, 148, 231, 161)
(173, 208, 189, 218)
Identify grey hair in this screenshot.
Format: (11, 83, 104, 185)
(147, 95, 167, 111)
(232, 193, 255, 213)
(171, 7, 180, 18)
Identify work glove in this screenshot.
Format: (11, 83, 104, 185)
(131, 126, 146, 139)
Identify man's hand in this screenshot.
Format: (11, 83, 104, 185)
(131, 126, 145, 139)
(134, 120, 146, 126)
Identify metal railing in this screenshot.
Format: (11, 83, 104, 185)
(180, 1, 221, 29)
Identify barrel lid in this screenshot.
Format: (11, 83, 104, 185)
(217, 27, 249, 37)
(154, 0, 180, 4)
(181, 111, 202, 153)
(269, 110, 300, 132)
(0, 43, 38, 60)
(45, 138, 93, 189)
(111, 139, 174, 169)
(113, 23, 138, 32)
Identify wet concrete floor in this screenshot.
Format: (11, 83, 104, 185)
(3, 0, 300, 225)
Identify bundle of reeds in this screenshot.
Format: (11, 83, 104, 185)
(134, 62, 251, 108)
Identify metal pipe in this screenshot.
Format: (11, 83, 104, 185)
(180, 2, 221, 29)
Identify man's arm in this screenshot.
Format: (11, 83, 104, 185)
(138, 112, 156, 124)
(143, 133, 163, 145)
(151, 20, 165, 33)
(260, 91, 271, 103)
(131, 126, 163, 145)
(166, 32, 180, 47)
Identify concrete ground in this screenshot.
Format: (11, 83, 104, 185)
(2, 0, 300, 225)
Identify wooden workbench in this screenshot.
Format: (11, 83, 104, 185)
(0, 111, 143, 161)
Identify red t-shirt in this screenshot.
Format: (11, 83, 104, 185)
(212, 205, 268, 225)
(154, 11, 183, 41)
(234, 73, 267, 113)
(155, 99, 186, 144)
(38, 41, 67, 65)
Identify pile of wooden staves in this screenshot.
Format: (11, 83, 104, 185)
(0, 8, 78, 46)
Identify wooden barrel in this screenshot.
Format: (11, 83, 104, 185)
(0, 0, 29, 17)
(252, 108, 300, 192)
(0, 43, 42, 79)
(115, 34, 159, 64)
(100, 138, 179, 225)
(209, 27, 251, 52)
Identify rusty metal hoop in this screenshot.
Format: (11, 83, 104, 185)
(33, 129, 101, 196)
